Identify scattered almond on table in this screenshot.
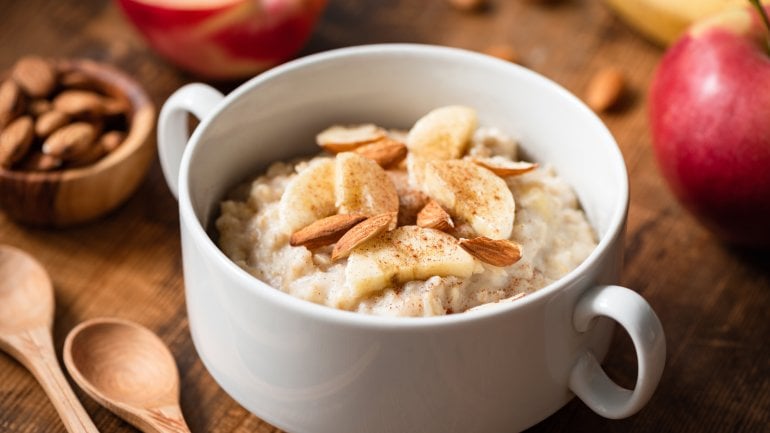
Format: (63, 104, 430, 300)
(482, 44, 520, 64)
(585, 67, 625, 112)
(0, 56, 130, 171)
(448, 0, 487, 12)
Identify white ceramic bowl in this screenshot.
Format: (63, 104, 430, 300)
(158, 44, 665, 433)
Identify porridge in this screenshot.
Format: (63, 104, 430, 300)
(216, 106, 597, 317)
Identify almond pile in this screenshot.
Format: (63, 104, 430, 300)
(0, 56, 130, 171)
(285, 106, 538, 292)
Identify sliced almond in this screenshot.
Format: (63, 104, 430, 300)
(586, 67, 625, 112)
(316, 124, 387, 153)
(417, 199, 455, 232)
(0, 80, 21, 128)
(19, 151, 62, 171)
(290, 214, 368, 250)
(99, 131, 125, 152)
(468, 157, 538, 177)
(42, 122, 97, 159)
(35, 110, 70, 138)
(331, 212, 396, 261)
(0, 116, 34, 168)
(11, 56, 57, 98)
(459, 237, 522, 267)
(354, 138, 408, 168)
(53, 90, 105, 117)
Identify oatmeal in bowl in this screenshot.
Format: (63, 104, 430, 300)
(215, 105, 597, 317)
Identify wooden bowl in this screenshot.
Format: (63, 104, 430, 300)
(0, 59, 155, 226)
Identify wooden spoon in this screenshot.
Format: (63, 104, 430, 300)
(0, 245, 99, 433)
(63, 318, 191, 433)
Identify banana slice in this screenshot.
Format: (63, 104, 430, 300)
(279, 158, 336, 233)
(335, 152, 399, 222)
(406, 105, 477, 160)
(422, 159, 515, 239)
(345, 226, 477, 299)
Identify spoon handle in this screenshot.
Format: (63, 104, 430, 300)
(3, 326, 100, 433)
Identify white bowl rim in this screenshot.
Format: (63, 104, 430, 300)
(177, 43, 629, 329)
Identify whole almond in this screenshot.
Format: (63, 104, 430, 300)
(11, 56, 57, 98)
(482, 44, 520, 64)
(0, 80, 21, 128)
(354, 138, 408, 168)
(102, 97, 130, 117)
(99, 131, 125, 153)
(59, 71, 98, 90)
(332, 212, 396, 261)
(460, 237, 523, 267)
(291, 214, 368, 250)
(0, 116, 34, 168)
(417, 199, 455, 232)
(67, 140, 106, 167)
(43, 122, 97, 159)
(53, 90, 105, 116)
(586, 67, 625, 112)
(35, 110, 70, 138)
(19, 151, 62, 171)
(448, 0, 486, 12)
(29, 99, 53, 116)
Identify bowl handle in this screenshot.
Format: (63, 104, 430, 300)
(157, 83, 225, 199)
(568, 285, 665, 419)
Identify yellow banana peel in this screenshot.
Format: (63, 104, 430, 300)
(603, 0, 761, 46)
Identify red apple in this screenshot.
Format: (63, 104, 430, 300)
(649, 4, 770, 247)
(117, 0, 327, 79)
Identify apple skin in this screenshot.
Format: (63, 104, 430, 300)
(649, 5, 770, 247)
(117, 0, 327, 79)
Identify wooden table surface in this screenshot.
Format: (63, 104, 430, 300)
(1, 0, 769, 432)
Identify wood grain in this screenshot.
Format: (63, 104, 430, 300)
(1, 0, 769, 432)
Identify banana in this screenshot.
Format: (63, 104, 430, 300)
(279, 158, 336, 233)
(421, 159, 515, 240)
(345, 226, 477, 299)
(335, 152, 399, 222)
(603, 0, 749, 46)
(406, 105, 477, 160)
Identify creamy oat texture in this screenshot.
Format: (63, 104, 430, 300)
(216, 125, 597, 317)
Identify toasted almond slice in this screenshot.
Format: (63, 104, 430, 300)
(354, 138, 408, 168)
(290, 214, 368, 250)
(417, 199, 455, 232)
(468, 157, 538, 177)
(459, 237, 522, 267)
(316, 124, 387, 153)
(332, 212, 396, 261)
